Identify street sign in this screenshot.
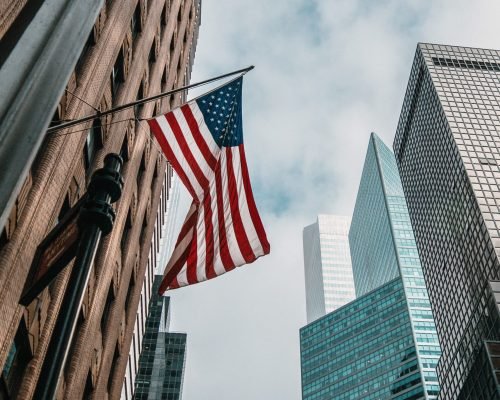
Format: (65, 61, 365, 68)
(19, 196, 86, 306)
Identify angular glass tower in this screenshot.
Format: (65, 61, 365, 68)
(301, 278, 426, 399)
(393, 43, 500, 399)
(350, 133, 441, 397)
(300, 134, 441, 399)
(303, 215, 355, 323)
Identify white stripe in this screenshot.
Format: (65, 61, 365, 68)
(194, 202, 207, 282)
(219, 150, 246, 266)
(208, 175, 225, 277)
(189, 102, 220, 157)
(156, 115, 204, 200)
(231, 147, 263, 258)
(173, 107, 217, 180)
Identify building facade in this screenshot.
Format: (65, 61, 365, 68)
(301, 278, 427, 399)
(132, 276, 187, 400)
(350, 133, 440, 398)
(122, 171, 185, 399)
(0, 1, 200, 398)
(300, 134, 441, 399)
(393, 43, 500, 399)
(303, 215, 355, 323)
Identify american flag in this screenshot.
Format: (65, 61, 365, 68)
(148, 77, 270, 293)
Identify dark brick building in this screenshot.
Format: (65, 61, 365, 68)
(0, 1, 200, 398)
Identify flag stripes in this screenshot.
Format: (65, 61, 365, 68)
(149, 92, 270, 293)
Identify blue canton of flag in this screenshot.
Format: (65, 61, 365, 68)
(197, 78, 243, 147)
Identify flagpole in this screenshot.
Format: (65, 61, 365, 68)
(46, 65, 254, 134)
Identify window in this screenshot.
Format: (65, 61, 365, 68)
(100, 284, 115, 336)
(131, 3, 141, 39)
(107, 343, 120, 393)
(148, 40, 156, 64)
(56, 195, 71, 225)
(121, 210, 132, 259)
(0, 319, 32, 399)
(161, 2, 167, 26)
(111, 48, 125, 98)
(83, 370, 93, 398)
(120, 135, 129, 162)
(137, 152, 146, 188)
(125, 279, 135, 313)
(84, 119, 102, 172)
(134, 80, 144, 117)
(75, 30, 95, 75)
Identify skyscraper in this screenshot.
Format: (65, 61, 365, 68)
(300, 134, 440, 399)
(393, 43, 500, 398)
(350, 133, 440, 397)
(303, 215, 355, 323)
(301, 278, 426, 399)
(133, 277, 187, 400)
(0, 1, 200, 398)
(123, 169, 187, 399)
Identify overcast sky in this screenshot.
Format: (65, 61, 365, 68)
(166, 1, 500, 399)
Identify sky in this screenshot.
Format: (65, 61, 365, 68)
(166, 1, 500, 399)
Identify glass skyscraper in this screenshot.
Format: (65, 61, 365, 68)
(301, 278, 427, 399)
(123, 172, 188, 400)
(300, 134, 440, 399)
(303, 215, 355, 323)
(393, 43, 500, 399)
(134, 276, 187, 400)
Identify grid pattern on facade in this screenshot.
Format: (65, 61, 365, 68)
(350, 133, 440, 398)
(134, 276, 187, 400)
(393, 43, 500, 399)
(303, 215, 355, 323)
(350, 137, 400, 297)
(300, 278, 425, 400)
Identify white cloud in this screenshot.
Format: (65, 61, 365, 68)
(167, 1, 500, 399)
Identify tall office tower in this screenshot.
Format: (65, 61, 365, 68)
(301, 278, 429, 399)
(303, 215, 355, 323)
(133, 276, 187, 400)
(350, 133, 440, 397)
(122, 169, 185, 399)
(300, 134, 440, 399)
(0, 1, 200, 399)
(393, 43, 500, 398)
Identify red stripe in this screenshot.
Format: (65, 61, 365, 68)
(186, 226, 198, 284)
(238, 145, 270, 254)
(215, 157, 234, 270)
(203, 191, 216, 279)
(225, 148, 254, 263)
(168, 276, 180, 290)
(181, 105, 218, 170)
(166, 113, 209, 193)
(148, 118, 197, 200)
(159, 247, 189, 294)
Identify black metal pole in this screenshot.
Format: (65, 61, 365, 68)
(46, 65, 255, 134)
(33, 154, 123, 400)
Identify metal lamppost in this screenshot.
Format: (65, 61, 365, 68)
(32, 153, 123, 400)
